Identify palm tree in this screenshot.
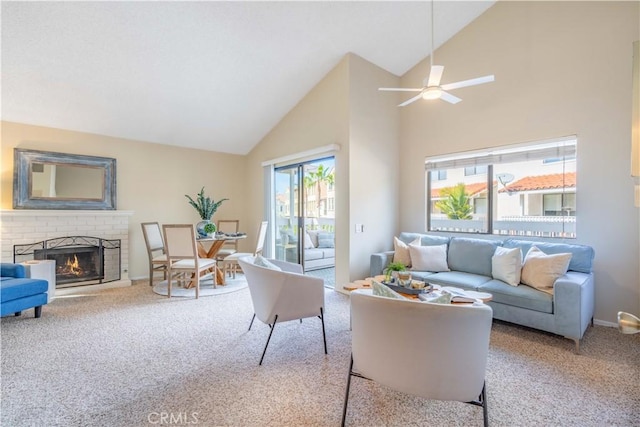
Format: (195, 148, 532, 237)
(435, 183, 473, 220)
(304, 164, 334, 220)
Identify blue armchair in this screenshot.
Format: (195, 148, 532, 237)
(1, 263, 49, 318)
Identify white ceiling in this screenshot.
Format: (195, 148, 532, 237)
(1, 1, 495, 155)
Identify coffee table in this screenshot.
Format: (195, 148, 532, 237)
(345, 276, 492, 303)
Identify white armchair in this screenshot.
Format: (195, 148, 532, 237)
(237, 256, 327, 365)
(342, 289, 493, 426)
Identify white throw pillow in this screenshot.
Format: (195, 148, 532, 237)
(253, 255, 282, 271)
(408, 243, 450, 272)
(303, 231, 315, 249)
(521, 246, 572, 294)
(492, 246, 523, 287)
(393, 236, 421, 267)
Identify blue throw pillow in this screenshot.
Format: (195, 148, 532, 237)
(317, 232, 334, 248)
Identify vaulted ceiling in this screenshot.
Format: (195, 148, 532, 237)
(1, 1, 495, 155)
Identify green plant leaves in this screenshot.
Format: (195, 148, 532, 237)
(185, 187, 229, 220)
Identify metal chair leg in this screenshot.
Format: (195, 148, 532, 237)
(481, 381, 488, 427)
(259, 314, 278, 365)
(248, 313, 256, 331)
(320, 307, 327, 354)
(341, 355, 354, 427)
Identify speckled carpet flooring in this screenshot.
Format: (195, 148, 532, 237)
(1, 279, 638, 427)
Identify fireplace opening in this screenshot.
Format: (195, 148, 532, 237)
(36, 246, 102, 285)
(14, 236, 121, 288)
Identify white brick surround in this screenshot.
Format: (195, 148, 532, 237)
(1, 210, 133, 290)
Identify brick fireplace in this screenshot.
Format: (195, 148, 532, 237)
(1, 210, 133, 292)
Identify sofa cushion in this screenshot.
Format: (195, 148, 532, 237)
(0, 278, 48, 303)
(478, 279, 553, 314)
(304, 249, 324, 261)
(398, 232, 450, 247)
(406, 270, 437, 282)
(422, 271, 492, 291)
(409, 244, 450, 272)
(521, 246, 572, 294)
(492, 246, 522, 287)
(304, 247, 334, 259)
(320, 248, 335, 258)
(503, 238, 594, 274)
(448, 237, 500, 277)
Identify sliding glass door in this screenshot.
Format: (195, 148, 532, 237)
(274, 157, 335, 287)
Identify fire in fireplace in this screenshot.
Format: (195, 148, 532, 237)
(14, 236, 121, 288)
(36, 246, 102, 285)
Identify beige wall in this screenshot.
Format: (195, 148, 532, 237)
(245, 56, 351, 287)
(245, 53, 400, 289)
(347, 54, 400, 281)
(1, 121, 247, 280)
(399, 1, 640, 323)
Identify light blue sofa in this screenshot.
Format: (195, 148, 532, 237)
(370, 233, 595, 352)
(1, 263, 49, 318)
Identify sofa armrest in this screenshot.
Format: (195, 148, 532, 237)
(0, 263, 27, 279)
(370, 251, 394, 277)
(553, 271, 594, 340)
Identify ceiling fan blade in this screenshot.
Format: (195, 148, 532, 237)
(425, 65, 444, 87)
(378, 87, 423, 92)
(398, 93, 423, 107)
(440, 91, 462, 104)
(441, 75, 495, 91)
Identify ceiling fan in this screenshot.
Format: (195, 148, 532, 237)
(379, 1, 495, 107)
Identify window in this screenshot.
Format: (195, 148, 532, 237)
(426, 137, 577, 238)
(464, 165, 488, 176)
(431, 170, 447, 181)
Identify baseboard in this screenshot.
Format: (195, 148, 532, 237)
(54, 279, 132, 297)
(593, 319, 617, 328)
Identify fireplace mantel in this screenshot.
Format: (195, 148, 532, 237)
(1, 209, 134, 217)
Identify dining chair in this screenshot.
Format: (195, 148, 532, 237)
(215, 219, 240, 263)
(342, 290, 493, 426)
(223, 221, 268, 279)
(141, 222, 168, 287)
(237, 255, 326, 365)
(162, 224, 218, 299)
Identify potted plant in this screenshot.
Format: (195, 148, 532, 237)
(185, 187, 228, 237)
(383, 261, 407, 283)
(203, 222, 217, 237)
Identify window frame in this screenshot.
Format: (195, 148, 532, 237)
(425, 136, 577, 238)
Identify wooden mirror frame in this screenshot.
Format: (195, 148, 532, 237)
(13, 148, 117, 210)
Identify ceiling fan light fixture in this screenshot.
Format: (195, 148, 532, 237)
(422, 87, 442, 100)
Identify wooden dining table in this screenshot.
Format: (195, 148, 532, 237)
(195, 234, 246, 286)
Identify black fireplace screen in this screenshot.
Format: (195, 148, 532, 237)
(14, 236, 121, 288)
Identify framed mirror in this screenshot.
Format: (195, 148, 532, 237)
(13, 149, 117, 210)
